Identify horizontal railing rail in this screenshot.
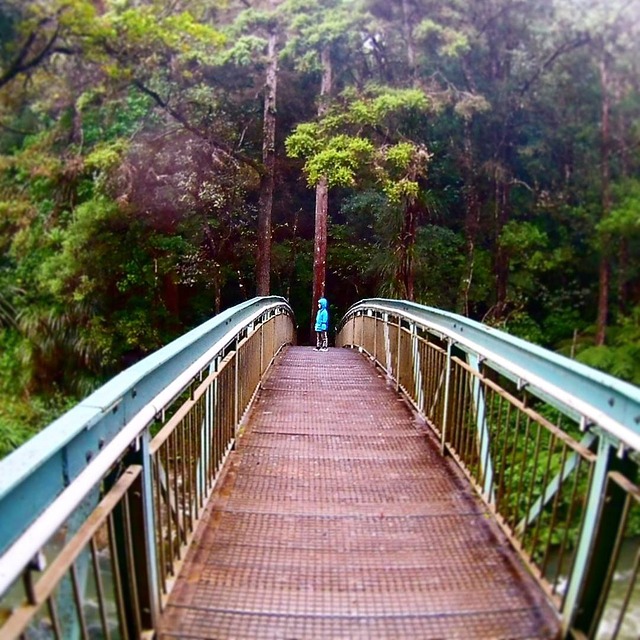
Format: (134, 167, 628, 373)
(337, 299, 640, 640)
(0, 296, 295, 639)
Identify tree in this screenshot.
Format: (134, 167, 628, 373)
(282, 0, 367, 330)
(286, 87, 433, 299)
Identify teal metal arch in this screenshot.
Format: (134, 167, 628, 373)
(0, 296, 294, 601)
(338, 298, 640, 450)
(1, 295, 638, 639)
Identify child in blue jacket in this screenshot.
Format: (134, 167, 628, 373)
(314, 297, 329, 351)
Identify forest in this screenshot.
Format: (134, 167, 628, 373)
(0, 0, 639, 457)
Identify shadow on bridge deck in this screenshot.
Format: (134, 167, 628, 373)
(158, 346, 561, 639)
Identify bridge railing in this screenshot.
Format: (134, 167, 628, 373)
(0, 297, 295, 640)
(337, 299, 640, 640)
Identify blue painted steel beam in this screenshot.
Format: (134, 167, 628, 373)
(340, 299, 640, 451)
(0, 297, 292, 561)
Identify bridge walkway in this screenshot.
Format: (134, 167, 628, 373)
(158, 346, 560, 639)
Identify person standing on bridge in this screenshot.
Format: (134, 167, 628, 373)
(314, 297, 329, 352)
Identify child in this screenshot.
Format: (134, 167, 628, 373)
(314, 297, 329, 351)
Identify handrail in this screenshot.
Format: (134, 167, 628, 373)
(337, 298, 640, 639)
(0, 296, 294, 598)
(338, 298, 640, 451)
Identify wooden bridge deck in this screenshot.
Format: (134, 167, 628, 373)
(158, 346, 561, 639)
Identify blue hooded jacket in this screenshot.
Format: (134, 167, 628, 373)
(314, 297, 329, 332)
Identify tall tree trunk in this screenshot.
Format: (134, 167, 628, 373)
(596, 55, 612, 346)
(256, 26, 278, 296)
(310, 46, 332, 336)
(399, 200, 418, 300)
(460, 120, 480, 317)
(617, 99, 630, 314)
(492, 177, 511, 321)
(401, 0, 415, 84)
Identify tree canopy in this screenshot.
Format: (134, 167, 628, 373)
(1, 0, 640, 456)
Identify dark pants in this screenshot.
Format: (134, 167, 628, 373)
(316, 331, 328, 349)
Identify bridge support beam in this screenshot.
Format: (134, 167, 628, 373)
(109, 433, 159, 637)
(411, 324, 425, 415)
(468, 354, 495, 504)
(563, 434, 637, 637)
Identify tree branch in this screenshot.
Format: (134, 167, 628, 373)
(132, 79, 264, 175)
(519, 35, 591, 96)
(0, 17, 61, 90)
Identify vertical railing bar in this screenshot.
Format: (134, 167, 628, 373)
(480, 384, 497, 500)
(198, 394, 206, 510)
(561, 458, 595, 611)
(70, 563, 89, 640)
(552, 456, 583, 595)
(513, 414, 533, 532)
(214, 373, 221, 476)
(395, 317, 401, 391)
(460, 364, 470, 461)
(47, 596, 63, 640)
(188, 404, 196, 529)
(530, 431, 557, 559)
(203, 391, 209, 502)
(153, 455, 166, 594)
(163, 441, 175, 572)
(495, 399, 513, 513)
(523, 422, 544, 557)
(589, 491, 632, 638)
(90, 537, 112, 640)
(175, 427, 184, 550)
(504, 408, 523, 527)
(122, 492, 142, 637)
(209, 370, 215, 478)
(611, 535, 640, 640)
(107, 513, 129, 640)
(540, 440, 568, 577)
(464, 369, 476, 474)
(234, 346, 239, 437)
(179, 421, 188, 546)
(477, 379, 489, 492)
(184, 408, 192, 531)
(187, 406, 194, 535)
(449, 362, 461, 453)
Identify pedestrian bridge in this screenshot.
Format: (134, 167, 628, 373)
(0, 297, 639, 639)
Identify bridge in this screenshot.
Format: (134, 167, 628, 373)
(0, 297, 638, 639)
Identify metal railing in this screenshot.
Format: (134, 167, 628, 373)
(0, 297, 295, 639)
(337, 299, 640, 640)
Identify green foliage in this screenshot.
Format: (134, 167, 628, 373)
(286, 87, 433, 197)
(575, 307, 640, 385)
(223, 35, 269, 66)
(1, 0, 640, 461)
(302, 135, 374, 187)
(413, 225, 465, 309)
(597, 179, 640, 237)
(0, 391, 76, 459)
(415, 20, 471, 58)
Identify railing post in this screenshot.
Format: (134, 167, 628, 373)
(467, 353, 495, 503)
(260, 315, 265, 376)
(440, 340, 453, 455)
(412, 324, 424, 412)
(562, 435, 638, 636)
(351, 313, 356, 349)
(372, 311, 377, 359)
(383, 312, 391, 381)
(139, 429, 160, 626)
(396, 316, 402, 393)
(110, 433, 158, 636)
(234, 340, 240, 435)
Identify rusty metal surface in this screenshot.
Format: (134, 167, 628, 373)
(158, 346, 561, 639)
